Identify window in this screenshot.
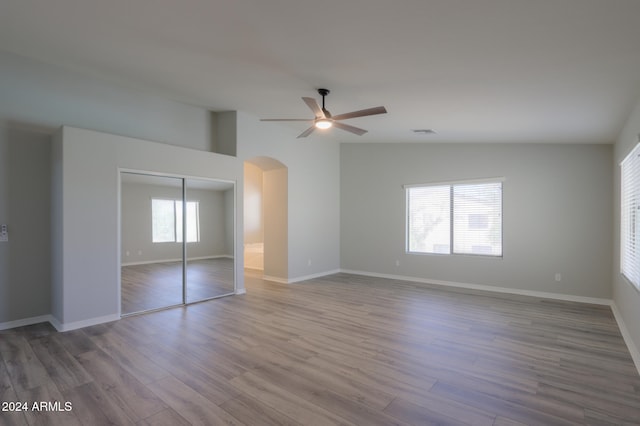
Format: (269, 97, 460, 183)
(152, 199, 200, 243)
(406, 180, 502, 256)
(621, 143, 640, 290)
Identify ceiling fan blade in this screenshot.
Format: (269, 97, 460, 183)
(333, 121, 368, 136)
(297, 126, 316, 138)
(331, 106, 387, 121)
(260, 118, 313, 122)
(302, 97, 326, 118)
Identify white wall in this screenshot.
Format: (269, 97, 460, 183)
(613, 97, 640, 355)
(341, 142, 613, 299)
(243, 162, 264, 245)
(263, 167, 288, 280)
(52, 126, 242, 328)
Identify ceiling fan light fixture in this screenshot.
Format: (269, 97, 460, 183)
(260, 88, 386, 138)
(315, 119, 333, 130)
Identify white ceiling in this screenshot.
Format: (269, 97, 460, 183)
(2, 0, 640, 144)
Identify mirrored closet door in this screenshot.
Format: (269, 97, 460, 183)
(120, 172, 235, 316)
(185, 178, 236, 303)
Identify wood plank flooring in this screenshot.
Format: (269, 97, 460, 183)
(2, 273, 640, 425)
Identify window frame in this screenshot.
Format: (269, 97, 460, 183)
(405, 177, 504, 258)
(621, 143, 640, 291)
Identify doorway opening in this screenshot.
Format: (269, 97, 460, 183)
(244, 157, 288, 282)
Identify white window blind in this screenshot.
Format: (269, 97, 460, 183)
(621, 143, 640, 290)
(406, 180, 502, 256)
(407, 185, 451, 254)
(453, 182, 502, 256)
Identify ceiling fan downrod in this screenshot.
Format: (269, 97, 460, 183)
(318, 88, 330, 117)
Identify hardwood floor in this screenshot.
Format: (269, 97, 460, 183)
(2, 273, 640, 425)
(121, 258, 235, 314)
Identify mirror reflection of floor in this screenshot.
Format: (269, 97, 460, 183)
(121, 257, 234, 314)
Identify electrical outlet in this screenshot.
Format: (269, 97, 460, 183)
(0, 224, 7, 242)
(555, 273, 562, 282)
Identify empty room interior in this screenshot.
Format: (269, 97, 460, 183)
(2, 1, 640, 424)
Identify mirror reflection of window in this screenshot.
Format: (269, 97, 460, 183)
(152, 199, 200, 243)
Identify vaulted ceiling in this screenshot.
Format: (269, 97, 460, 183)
(2, 0, 640, 143)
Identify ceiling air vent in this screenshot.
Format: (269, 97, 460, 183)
(412, 129, 436, 135)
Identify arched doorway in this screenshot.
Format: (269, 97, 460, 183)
(244, 157, 288, 282)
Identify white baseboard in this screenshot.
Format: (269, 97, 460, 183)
(0, 312, 119, 332)
(259, 269, 343, 285)
(340, 269, 612, 305)
(49, 313, 121, 332)
(235, 288, 247, 295)
(610, 303, 640, 376)
(288, 269, 343, 284)
(262, 275, 289, 284)
(0, 315, 54, 331)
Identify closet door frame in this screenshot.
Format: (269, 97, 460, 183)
(118, 169, 236, 317)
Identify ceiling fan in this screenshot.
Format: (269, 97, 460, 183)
(260, 88, 387, 138)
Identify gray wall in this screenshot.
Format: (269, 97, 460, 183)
(0, 125, 51, 323)
(51, 130, 63, 322)
(341, 142, 613, 299)
(121, 181, 233, 264)
(613, 96, 640, 355)
(0, 51, 216, 152)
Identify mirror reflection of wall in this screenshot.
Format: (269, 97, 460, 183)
(120, 172, 235, 316)
(185, 178, 235, 303)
